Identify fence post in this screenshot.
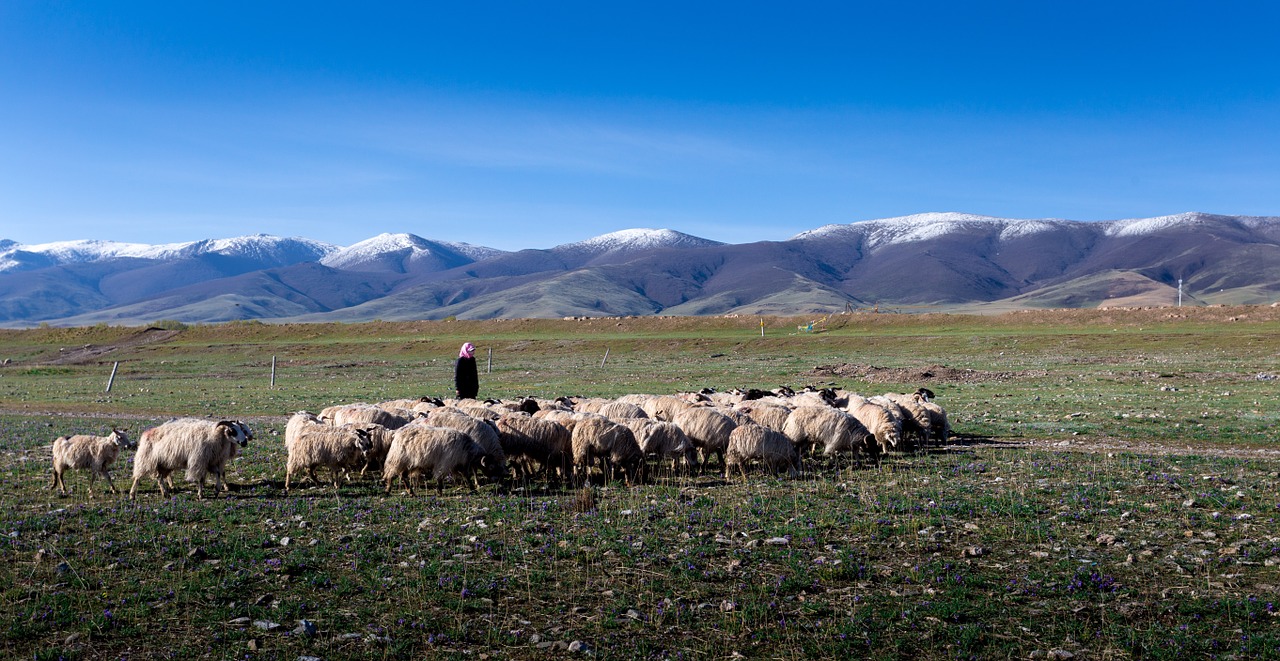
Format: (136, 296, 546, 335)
(600, 347, 610, 368)
(271, 355, 277, 387)
(105, 361, 119, 393)
(487, 348, 492, 374)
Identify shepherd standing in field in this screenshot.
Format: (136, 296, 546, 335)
(454, 342, 479, 400)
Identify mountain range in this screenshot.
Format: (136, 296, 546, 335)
(2, 212, 1277, 327)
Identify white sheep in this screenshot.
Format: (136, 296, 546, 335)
(597, 401, 649, 420)
(570, 416, 645, 485)
(672, 407, 738, 470)
(622, 418, 696, 472)
(383, 425, 503, 496)
(881, 393, 935, 448)
(284, 416, 374, 493)
(725, 423, 800, 479)
(321, 403, 413, 430)
(638, 395, 696, 421)
(129, 418, 253, 500)
(918, 397, 951, 445)
(496, 413, 573, 482)
(734, 401, 792, 432)
(50, 429, 132, 497)
(782, 406, 875, 462)
(846, 395, 903, 454)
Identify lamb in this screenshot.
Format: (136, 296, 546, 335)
(383, 425, 503, 496)
(846, 395, 903, 454)
(570, 416, 645, 485)
(129, 418, 253, 500)
(285, 417, 374, 493)
(50, 428, 132, 497)
(725, 423, 800, 479)
(495, 413, 573, 482)
(672, 407, 738, 470)
(622, 418, 697, 471)
(782, 406, 875, 462)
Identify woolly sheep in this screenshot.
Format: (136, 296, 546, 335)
(426, 408, 508, 480)
(285, 417, 374, 493)
(918, 398, 951, 445)
(782, 406, 875, 461)
(570, 416, 645, 485)
(129, 418, 253, 500)
(881, 393, 935, 448)
(735, 401, 792, 432)
(672, 407, 738, 470)
(50, 429, 132, 497)
(383, 425, 503, 496)
(622, 418, 696, 471)
(638, 395, 696, 421)
(725, 423, 800, 479)
(495, 413, 573, 482)
(597, 401, 649, 420)
(846, 395, 903, 454)
(321, 403, 413, 430)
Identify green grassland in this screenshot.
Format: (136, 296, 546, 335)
(3, 307, 1280, 659)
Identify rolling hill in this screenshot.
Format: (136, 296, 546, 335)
(2, 213, 1277, 326)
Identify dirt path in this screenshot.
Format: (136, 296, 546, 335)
(38, 328, 181, 366)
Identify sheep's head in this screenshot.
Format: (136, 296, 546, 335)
(475, 453, 506, 480)
(353, 428, 374, 455)
(110, 428, 133, 448)
(217, 421, 254, 448)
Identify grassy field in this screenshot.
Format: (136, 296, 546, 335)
(3, 307, 1280, 659)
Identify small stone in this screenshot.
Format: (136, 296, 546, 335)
(764, 537, 789, 546)
(720, 600, 737, 612)
(253, 620, 281, 631)
(293, 620, 318, 636)
(625, 609, 643, 620)
(962, 546, 986, 558)
(280, 537, 291, 547)
(568, 640, 590, 653)
(55, 561, 71, 574)
(227, 617, 251, 627)
(64, 633, 83, 645)
(298, 656, 322, 661)
(337, 633, 362, 641)
(1183, 498, 1198, 508)
(34, 549, 49, 564)
(1097, 534, 1117, 546)
(1047, 650, 1075, 660)
(1030, 551, 1049, 559)
(536, 641, 555, 650)
(529, 634, 542, 644)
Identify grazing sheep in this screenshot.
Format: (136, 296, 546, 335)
(285, 420, 374, 493)
(383, 425, 503, 496)
(358, 424, 396, 475)
(426, 408, 507, 482)
(846, 395, 903, 454)
(782, 406, 875, 462)
(50, 429, 132, 497)
(571, 416, 645, 485)
(598, 401, 649, 420)
(881, 393, 935, 448)
(725, 423, 800, 479)
(622, 418, 697, 471)
(285, 411, 324, 448)
(639, 395, 696, 421)
(129, 418, 253, 500)
(496, 413, 572, 482)
(322, 403, 413, 430)
(918, 398, 951, 445)
(672, 407, 738, 470)
(735, 401, 792, 432)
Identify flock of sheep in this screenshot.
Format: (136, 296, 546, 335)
(48, 386, 951, 499)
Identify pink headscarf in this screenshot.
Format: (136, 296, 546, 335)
(459, 342, 476, 359)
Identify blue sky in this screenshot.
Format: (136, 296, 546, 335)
(3, 1, 1278, 251)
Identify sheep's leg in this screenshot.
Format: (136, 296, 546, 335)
(128, 475, 141, 500)
(52, 468, 67, 495)
(102, 469, 118, 495)
(285, 466, 294, 493)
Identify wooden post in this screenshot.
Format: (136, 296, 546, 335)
(487, 348, 492, 374)
(760, 317, 765, 337)
(600, 347, 610, 368)
(105, 361, 119, 393)
(270, 355, 277, 387)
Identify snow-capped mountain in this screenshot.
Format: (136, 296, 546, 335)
(0, 234, 338, 274)
(320, 233, 507, 273)
(4, 212, 1280, 327)
(552, 228, 725, 256)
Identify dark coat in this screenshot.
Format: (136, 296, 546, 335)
(454, 356, 479, 399)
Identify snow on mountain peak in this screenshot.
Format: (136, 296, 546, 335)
(790, 212, 1070, 250)
(0, 235, 338, 274)
(1103, 212, 1219, 237)
(555, 228, 723, 253)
